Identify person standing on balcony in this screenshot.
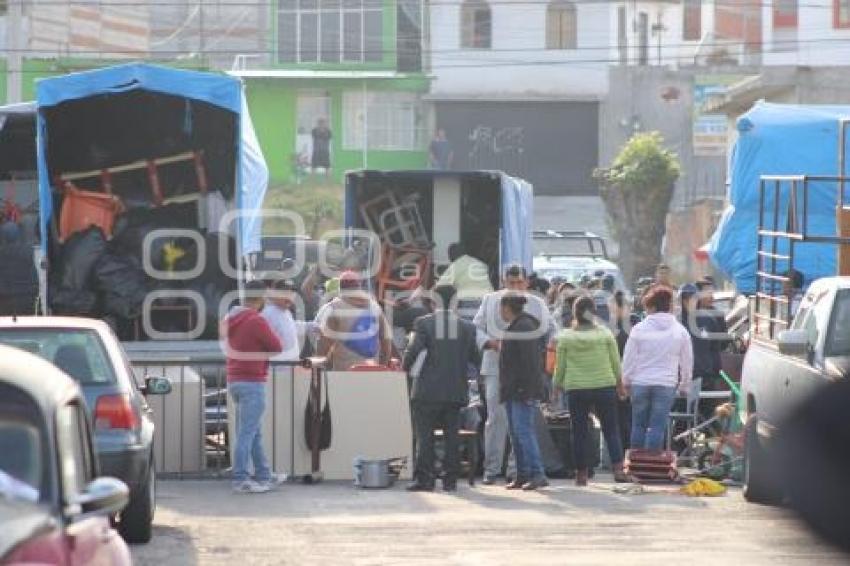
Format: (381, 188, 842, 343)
(311, 118, 332, 175)
(429, 128, 454, 170)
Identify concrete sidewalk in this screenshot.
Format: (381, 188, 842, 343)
(132, 476, 840, 566)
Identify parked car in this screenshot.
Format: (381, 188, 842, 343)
(0, 344, 131, 564)
(740, 277, 850, 503)
(0, 317, 171, 543)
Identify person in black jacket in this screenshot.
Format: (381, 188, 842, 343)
(680, 281, 730, 391)
(499, 294, 548, 491)
(402, 285, 482, 492)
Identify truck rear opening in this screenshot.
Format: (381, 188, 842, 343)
(344, 170, 533, 298)
(36, 65, 263, 343)
(0, 103, 38, 316)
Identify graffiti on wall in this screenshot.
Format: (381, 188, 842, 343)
(467, 126, 527, 177)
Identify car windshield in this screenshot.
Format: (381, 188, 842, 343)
(535, 268, 587, 284)
(0, 329, 116, 385)
(826, 289, 850, 357)
(0, 419, 41, 503)
(533, 237, 606, 257)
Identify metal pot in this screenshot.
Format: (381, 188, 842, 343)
(353, 457, 406, 488)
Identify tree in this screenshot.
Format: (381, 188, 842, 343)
(594, 131, 681, 286)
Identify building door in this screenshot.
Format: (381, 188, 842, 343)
(435, 101, 599, 196)
(638, 12, 649, 65)
(296, 92, 332, 172)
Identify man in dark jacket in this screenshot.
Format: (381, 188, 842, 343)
(499, 293, 548, 490)
(681, 280, 729, 391)
(403, 285, 481, 492)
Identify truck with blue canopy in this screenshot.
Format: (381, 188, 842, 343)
(31, 63, 268, 348)
(708, 102, 850, 293)
(343, 169, 534, 299)
(707, 102, 850, 504)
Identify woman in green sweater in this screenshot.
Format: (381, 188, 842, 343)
(553, 296, 628, 485)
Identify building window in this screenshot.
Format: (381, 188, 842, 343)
(835, 0, 850, 28)
(277, 0, 384, 64)
(397, 0, 423, 72)
(461, 0, 492, 49)
(546, 1, 577, 49)
(683, 0, 702, 40)
(773, 0, 798, 28)
(343, 91, 426, 150)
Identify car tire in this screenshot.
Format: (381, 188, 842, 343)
(119, 458, 155, 544)
(743, 415, 781, 505)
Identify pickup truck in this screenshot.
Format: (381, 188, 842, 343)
(740, 276, 850, 503)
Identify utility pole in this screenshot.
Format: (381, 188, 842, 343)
(198, 0, 205, 60)
(652, 11, 666, 66)
(6, 0, 23, 103)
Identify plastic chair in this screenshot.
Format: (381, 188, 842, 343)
(666, 377, 703, 459)
(58, 184, 122, 241)
(376, 245, 431, 301)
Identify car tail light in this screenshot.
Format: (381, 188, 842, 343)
(94, 394, 139, 430)
(4, 531, 65, 564)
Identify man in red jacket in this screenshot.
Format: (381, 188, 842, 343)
(222, 280, 283, 493)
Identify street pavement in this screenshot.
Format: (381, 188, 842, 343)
(131, 476, 843, 566)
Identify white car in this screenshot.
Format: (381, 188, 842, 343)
(532, 230, 627, 292)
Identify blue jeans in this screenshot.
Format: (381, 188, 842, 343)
(630, 385, 677, 450)
(229, 381, 271, 483)
(505, 400, 545, 481)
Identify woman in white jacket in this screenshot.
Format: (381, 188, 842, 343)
(622, 286, 693, 451)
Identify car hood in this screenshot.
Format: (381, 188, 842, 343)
(532, 255, 619, 271)
(0, 498, 55, 560)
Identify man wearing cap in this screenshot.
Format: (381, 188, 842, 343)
(318, 271, 393, 371)
(262, 278, 303, 362)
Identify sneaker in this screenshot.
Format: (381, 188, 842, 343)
(259, 473, 287, 489)
(233, 480, 271, 494)
(482, 475, 497, 485)
(522, 478, 549, 491)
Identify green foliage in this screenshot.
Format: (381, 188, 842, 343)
(263, 177, 344, 238)
(594, 131, 680, 192)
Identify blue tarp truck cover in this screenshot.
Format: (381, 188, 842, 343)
(344, 170, 534, 273)
(35, 63, 268, 256)
(708, 102, 850, 293)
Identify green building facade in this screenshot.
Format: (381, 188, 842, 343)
(2, 0, 430, 186)
(238, 0, 431, 185)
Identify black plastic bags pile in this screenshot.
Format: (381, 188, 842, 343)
(50, 227, 107, 315)
(50, 226, 149, 319)
(92, 254, 148, 319)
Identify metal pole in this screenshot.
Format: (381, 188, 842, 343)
(656, 12, 662, 65)
(362, 80, 369, 169)
(6, 0, 23, 103)
(199, 0, 205, 60)
(841, 120, 848, 206)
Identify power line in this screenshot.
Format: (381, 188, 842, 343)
(7, 33, 850, 55)
(0, 0, 843, 7)
(7, 37, 850, 74)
